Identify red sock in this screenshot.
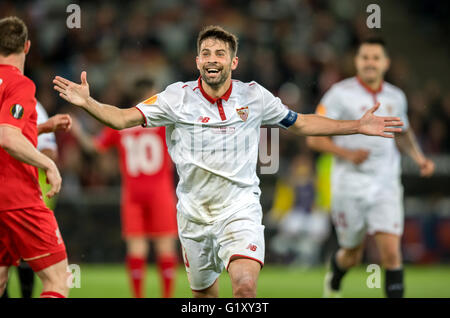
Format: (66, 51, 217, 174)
(157, 254, 177, 298)
(40, 291, 65, 298)
(126, 255, 146, 298)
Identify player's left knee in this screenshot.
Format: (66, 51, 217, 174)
(233, 277, 257, 298)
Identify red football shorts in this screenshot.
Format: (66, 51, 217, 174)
(121, 184, 178, 238)
(0, 206, 67, 272)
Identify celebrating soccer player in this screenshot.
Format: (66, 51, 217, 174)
(307, 38, 435, 298)
(53, 26, 403, 298)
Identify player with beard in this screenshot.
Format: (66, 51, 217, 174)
(53, 26, 404, 298)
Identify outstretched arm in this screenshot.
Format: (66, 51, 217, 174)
(289, 103, 403, 138)
(0, 124, 61, 198)
(395, 128, 434, 177)
(53, 72, 144, 130)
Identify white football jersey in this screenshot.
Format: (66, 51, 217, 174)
(36, 101, 58, 152)
(318, 76, 409, 197)
(136, 78, 296, 224)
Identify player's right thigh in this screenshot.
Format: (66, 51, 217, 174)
(177, 212, 223, 292)
(331, 193, 367, 249)
(0, 206, 68, 279)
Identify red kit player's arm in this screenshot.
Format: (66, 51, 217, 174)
(0, 124, 55, 170)
(0, 124, 61, 197)
(71, 118, 116, 154)
(0, 76, 61, 197)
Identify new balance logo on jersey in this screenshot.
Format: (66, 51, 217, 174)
(198, 116, 210, 123)
(246, 244, 257, 252)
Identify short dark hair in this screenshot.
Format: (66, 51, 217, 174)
(358, 37, 389, 56)
(0, 16, 28, 56)
(197, 25, 238, 57)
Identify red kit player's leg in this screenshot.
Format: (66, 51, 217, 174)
(122, 197, 148, 298)
(147, 183, 178, 298)
(0, 207, 69, 297)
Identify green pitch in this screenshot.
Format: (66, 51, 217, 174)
(5, 264, 450, 298)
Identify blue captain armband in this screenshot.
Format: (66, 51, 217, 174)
(278, 110, 298, 129)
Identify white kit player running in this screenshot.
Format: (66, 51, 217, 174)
(307, 38, 434, 298)
(53, 26, 404, 298)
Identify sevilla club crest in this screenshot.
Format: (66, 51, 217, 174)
(236, 106, 249, 121)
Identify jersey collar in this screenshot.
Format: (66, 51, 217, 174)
(356, 75, 383, 95)
(197, 77, 233, 104)
(0, 63, 21, 74)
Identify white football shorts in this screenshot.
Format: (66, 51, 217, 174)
(177, 203, 265, 291)
(331, 186, 404, 248)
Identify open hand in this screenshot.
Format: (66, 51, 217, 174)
(359, 102, 403, 138)
(53, 71, 90, 107)
(45, 162, 62, 198)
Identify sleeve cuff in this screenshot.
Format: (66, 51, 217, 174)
(134, 105, 148, 127)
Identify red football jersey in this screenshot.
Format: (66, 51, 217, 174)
(94, 126, 175, 197)
(0, 64, 44, 211)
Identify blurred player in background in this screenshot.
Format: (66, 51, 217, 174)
(71, 78, 178, 298)
(36, 101, 61, 210)
(53, 26, 403, 298)
(307, 38, 435, 298)
(0, 16, 72, 298)
(269, 154, 330, 267)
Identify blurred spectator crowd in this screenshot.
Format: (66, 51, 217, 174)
(1, 0, 449, 193)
